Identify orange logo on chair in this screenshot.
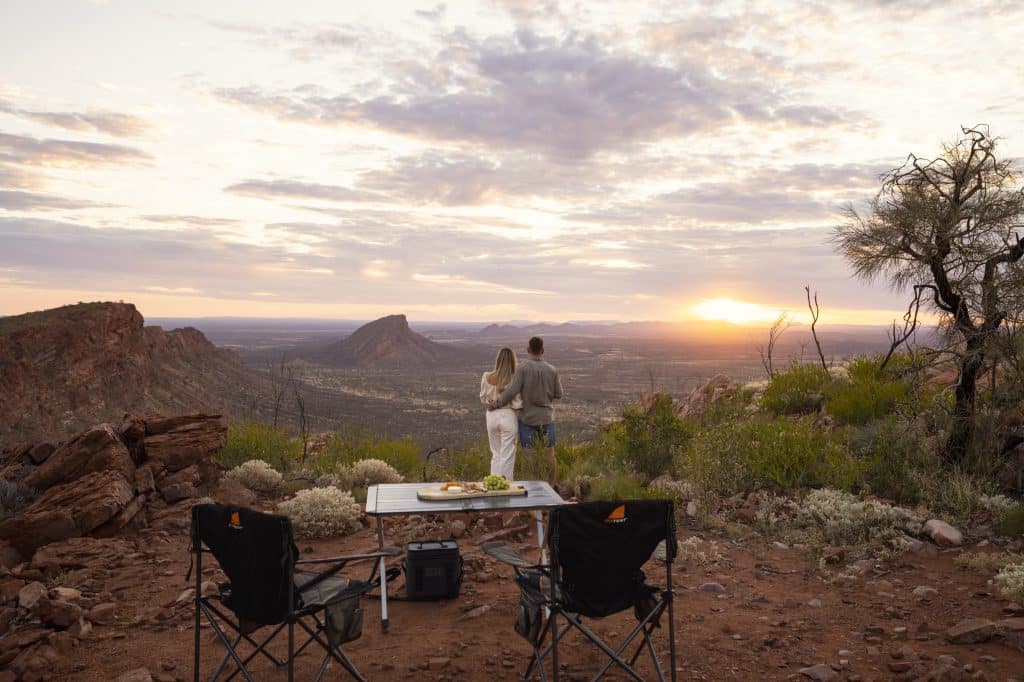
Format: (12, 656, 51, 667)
(604, 505, 627, 524)
(229, 512, 243, 529)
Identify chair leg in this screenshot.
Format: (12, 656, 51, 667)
(288, 621, 295, 682)
(295, 617, 367, 682)
(209, 635, 241, 681)
(199, 604, 256, 682)
(550, 610, 559, 682)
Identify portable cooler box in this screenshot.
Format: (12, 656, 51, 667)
(403, 540, 464, 600)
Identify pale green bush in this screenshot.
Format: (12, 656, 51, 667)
(225, 459, 283, 493)
(798, 488, 924, 547)
(338, 459, 404, 489)
(994, 563, 1024, 603)
(276, 487, 361, 538)
(978, 494, 1017, 519)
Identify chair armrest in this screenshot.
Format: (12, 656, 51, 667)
(482, 541, 542, 569)
(295, 546, 402, 565)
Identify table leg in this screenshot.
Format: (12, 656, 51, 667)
(376, 517, 389, 633)
(534, 510, 548, 565)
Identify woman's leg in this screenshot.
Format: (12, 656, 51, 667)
(497, 411, 518, 480)
(486, 412, 503, 476)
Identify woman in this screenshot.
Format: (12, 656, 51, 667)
(479, 347, 522, 479)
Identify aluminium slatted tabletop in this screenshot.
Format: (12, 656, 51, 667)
(365, 481, 566, 631)
(366, 480, 565, 516)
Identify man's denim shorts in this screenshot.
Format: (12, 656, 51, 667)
(518, 421, 556, 448)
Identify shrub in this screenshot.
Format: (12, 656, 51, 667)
(995, 505, 1024, 538)
(680, 417, 862, 496)
(605, 394, 694, 482)
(339, 459, 404, 488)
(798, 488, 923, 547)
(994, 563, 1024, 603)
(225, 459, 283, 493)
(0, 479, 38, 516)
(218, 422, 302, 471)
(276, 487, 361, 538)
(853, 417, 924, 503)
(825, 368, 909, 425)
(317, 427, 422, 479)
(955, 551, 1024, 573)
(761, 363, 832, 414)
(585, 471, 673, 502)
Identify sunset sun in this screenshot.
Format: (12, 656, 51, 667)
(691, 297, 782, 325)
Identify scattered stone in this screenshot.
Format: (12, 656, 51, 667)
(822, 547, 845, 564)
(922, 519, 963, 547)
(888, 661, 912, 673)
(698, 582, 725, 593)
(838, 650, 854, 658)
(87, 602, 118, 625)
(51, 587, 82, 601)
(913, 586, 938, 599)
(462, 605, 490, 620)
(946, 618, 995, 644)
(36, 598, 84, 628)
(798, 663, 838, 681)
(771, 541, 788, 550)
(996, 617, 1024, 632)
(686, 500, 698, 517)
(428, 657, 450, 670)
(115, 668, 153, 682)
(807, 598, 822, 608)
(450, 520, 466, 539)
(18, 582, 47, 610)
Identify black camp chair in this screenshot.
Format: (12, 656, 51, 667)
(189, 503, 400, 682)
(483, 499, 677, 682)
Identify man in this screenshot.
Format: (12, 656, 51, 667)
(489, 336, 563, 485)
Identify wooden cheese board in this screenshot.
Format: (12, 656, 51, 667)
(417, 483, 528, 501)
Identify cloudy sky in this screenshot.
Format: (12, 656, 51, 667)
(1, 0, 1022, 324)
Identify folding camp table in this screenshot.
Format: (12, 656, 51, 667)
(365, 480, 566, 631)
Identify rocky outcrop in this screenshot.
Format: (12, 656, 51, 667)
(0, 413, 226, 557)
(0, 302, 253, 444)
(319, 314, 451, 367)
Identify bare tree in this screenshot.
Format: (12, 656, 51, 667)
(294, 383, 311, 465)
(878, 284, 925, 373)
(266, 354, 297, 428)
(834, 126, 1024, 464)
(804, 285, 828, 371)
(759, 313, 790, 379)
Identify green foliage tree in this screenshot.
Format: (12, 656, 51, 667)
(834, 127, 1024, 464)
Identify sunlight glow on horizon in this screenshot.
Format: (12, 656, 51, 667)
(691, 297, 783, 326)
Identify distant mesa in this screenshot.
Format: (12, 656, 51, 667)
(319, 314, 450, 367)
(0, 301, 255, 444)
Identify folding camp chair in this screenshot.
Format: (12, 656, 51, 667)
(188, 503, 400, 682)
(484, 499, 677, 682)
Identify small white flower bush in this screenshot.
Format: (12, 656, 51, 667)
(339, 459, 404, 489)
(277, 487, 361, 538)
(995, 563, 1024, 603)
(225, 459, 283, 493)
(798, 489, 923, 547)
(978, 494, 1016, 519)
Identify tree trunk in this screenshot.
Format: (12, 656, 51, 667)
(945, 337, 985, 464)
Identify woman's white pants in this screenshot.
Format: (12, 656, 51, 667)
(486, 408, 518, 479)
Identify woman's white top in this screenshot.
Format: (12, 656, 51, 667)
(480, 372, 523, 410)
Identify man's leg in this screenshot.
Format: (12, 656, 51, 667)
(544, 423, 557, 487)
(545, 447, 556, 487)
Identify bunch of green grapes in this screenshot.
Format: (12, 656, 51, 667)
(483, 474, 511, 491)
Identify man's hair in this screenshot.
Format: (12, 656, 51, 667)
(528, 336, 544, 355)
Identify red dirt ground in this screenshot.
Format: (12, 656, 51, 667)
(31, 506, 1024, 681)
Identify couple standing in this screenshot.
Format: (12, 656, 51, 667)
(479, 336, 563, 485)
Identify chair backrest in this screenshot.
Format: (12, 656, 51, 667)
(191, 503, 298, 625)
(549, 500, 674, 617)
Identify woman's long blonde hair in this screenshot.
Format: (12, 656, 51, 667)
(487, 347, 516, 390)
